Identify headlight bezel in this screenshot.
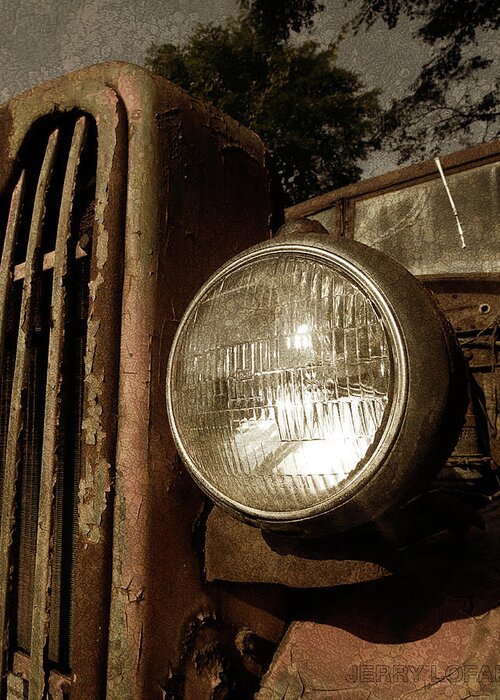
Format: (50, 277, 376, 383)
(166, 230, 466, 534)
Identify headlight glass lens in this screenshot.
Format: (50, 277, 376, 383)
(168, 249, 397, 518)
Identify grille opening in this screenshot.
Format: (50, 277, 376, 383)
(0, 112, 97, 677)
(0, 285, 22, 509)
(12, 114, 89, 266)
(12, 267, 53, 657)
(48, 253, 90, 672)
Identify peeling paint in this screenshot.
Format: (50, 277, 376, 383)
(0, 61, 272, 700)
(78, 457, 112, 544)
(96, 227, 109, 270)
(88, 271, 105, 302)
(81, 369, 105, 445)
(78, 299, 110, 543)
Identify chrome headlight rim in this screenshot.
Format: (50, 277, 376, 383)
(166, 233, 409, 524)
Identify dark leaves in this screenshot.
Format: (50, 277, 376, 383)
(348, 0, 500, 163)
(146, 5, 381, 205)
(241, 0, 326, 44)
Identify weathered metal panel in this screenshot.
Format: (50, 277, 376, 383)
(70, 86, 127, 700)
(352, 160, 500, 276)
(205, 508, 391, 587)
(285, 140, 500, 225)
(101, 63, 275, 700)
(0, 61, 278, 699)
(28, 117, 88, 700)
(257, 500, 500, 699)
(0, 68, 128, 699)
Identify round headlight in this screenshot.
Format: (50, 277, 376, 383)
(166, 229, 465, 533)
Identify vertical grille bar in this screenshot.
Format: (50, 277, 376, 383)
(0, 131, 59, 681)
(28, 118, 88, 700)
(0, 172, 26, 508)
(0, 173, 26, 370)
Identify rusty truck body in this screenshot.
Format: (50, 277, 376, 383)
(0, 62, 498, 699)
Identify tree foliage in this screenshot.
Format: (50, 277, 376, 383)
(347, 0, 500, 162)
(146, 1, 380, 205)
(240, 0, 325, 44)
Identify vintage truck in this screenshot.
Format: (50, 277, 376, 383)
(0, 61, 498, 699)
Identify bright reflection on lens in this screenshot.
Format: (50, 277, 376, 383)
(289, 324, 312, 350)
(169, 252, 392, 515)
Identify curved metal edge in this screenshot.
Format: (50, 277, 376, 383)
(165, 234, 410, 525)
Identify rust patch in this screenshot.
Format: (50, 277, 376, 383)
(0, 64, 127, 699)
(81, 318, 102, 444)
(257, 501, 500, 698)
(258, 614, 500, 699)
(95, 227, 109, 270)
(78, 457, 112, 544)
(77, 138, 117, 545)
(78, 315, 111, 544)
(163, 611, 272, 700)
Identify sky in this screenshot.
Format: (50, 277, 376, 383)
(0, 0, 498, 179)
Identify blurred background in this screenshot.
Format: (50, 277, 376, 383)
(1, 0, 499, 204)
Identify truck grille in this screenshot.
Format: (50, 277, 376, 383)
(0, 113, 97, 687)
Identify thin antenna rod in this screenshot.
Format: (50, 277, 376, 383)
(434, 157, 466, 249)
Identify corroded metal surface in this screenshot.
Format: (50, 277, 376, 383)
(429, 278, 499, 467)
(0, 61, 276, 700)
(257, 501, 500, 699)
(425, 278, 500, 333)
(70, 90, 126, 700)
(2, 61, 496, 700)
(28, 117, 88, 700)
(205, 508, 392, 587)
(0, 66, 130, 699)
(105, 63, 274, 700)
(258, 615, 500, 699)
(285, 139, 500, 224)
